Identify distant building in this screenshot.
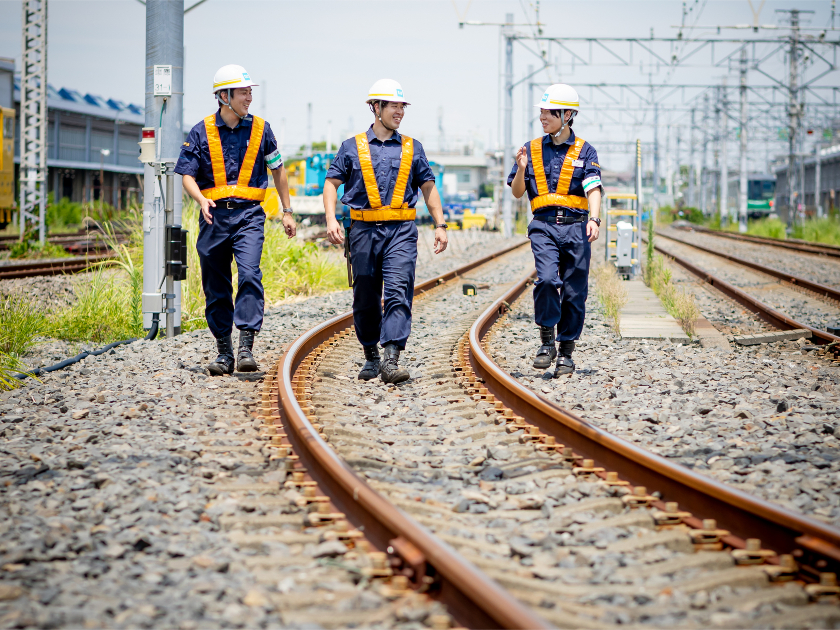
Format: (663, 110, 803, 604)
(2, 58, 145, 209)
(775, 144, 840, 220)
(426, 153, 490, 199)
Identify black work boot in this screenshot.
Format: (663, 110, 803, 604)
(237, 329, 259, 372)
(554, 340, 576, 377)
(533, 325, 557, 369)
(358, 345, 381, 381)
(208, 335, 235, 376)
(380, 344, 410, 385)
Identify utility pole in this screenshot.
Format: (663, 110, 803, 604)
(653, 102, 659, 222)
(701, 93, 709, 216)
(688, 109, 696, 208)
(786, 9, 801, 227)
(501, 13, 514, 237)
(720, 82, 729, 226)
(141, 0, 184, 336)
(738, 48, 748, 233)
(816, 141, 823, 218)
(19, 0, 48, 244)
(665, 124, 672, 206)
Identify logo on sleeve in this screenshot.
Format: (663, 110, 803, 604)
(182, 142, 190, 147)
(592, 162, 600, 168)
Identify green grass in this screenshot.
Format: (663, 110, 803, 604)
(747, 217, 787, 240)
(644, 222, 700, 337)
(791, 217, 840, 246)
(592, 263, 628, 335)
(0, 295, 48, 390)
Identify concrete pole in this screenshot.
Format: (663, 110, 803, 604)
(720, 83, 729, 226)
(142, 0, 184, 333)
(653, 102, 659, 223)
(701, 93, 709, 216)
(816, 141, 823, 218)
(635, 138, 642, 277)
(787, 10, 800, 226)
(665, 124, 672, 207)
(501, 13, 514, 238)
(688, 109, 696, 208)
(739, 48, 748, 233)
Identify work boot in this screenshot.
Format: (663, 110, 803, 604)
(358, 345, 381, 380)
(237, 329, 259, 372)
(533, 325, 557, 369)
(380, 344, 410, 385)
(208, 335, 235, 376)
(554, 340, 576, 377)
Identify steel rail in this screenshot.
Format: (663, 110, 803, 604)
(679, 224, 840, 259)
(0, 254, 116, 279)
(468, 271, 840, 579)
(653, 240, 840, 347)
(273, 240, 550, 630)
(658, 232, 840, 303)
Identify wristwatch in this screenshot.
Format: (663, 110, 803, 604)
(436, 223, 448, 229)
(282, 208, 293, 214)
(589, 217, 601, 226)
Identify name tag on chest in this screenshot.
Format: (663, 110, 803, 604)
(572, 159, 584, 168)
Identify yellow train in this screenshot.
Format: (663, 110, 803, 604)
(0, 107, 14, 227)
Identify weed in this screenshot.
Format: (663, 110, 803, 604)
(0, 294, 48, 357)
(9, 238, 70, 260)
(0, 352, 35, 391)
(747, 217, 787, 240)
(643, 225, 699, 337)
(592, 263, 628, 335)
(792, 217, 840, 246)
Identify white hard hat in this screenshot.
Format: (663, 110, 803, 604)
(536, 84, 580, 111)
(366, 79, 410, 105)
(212, 64, 259, 93)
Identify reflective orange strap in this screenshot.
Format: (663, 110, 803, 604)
(204, 115, 227, 188)
(355, 133, 383, 209)
(556, 136, 586, 195)
(389, 135, 414, 209)
(235, 116, 265, 188)
(530, 138, 549, 196)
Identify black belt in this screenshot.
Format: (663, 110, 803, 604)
(216, 199, 259, 210)
(532, 210, 588, 224)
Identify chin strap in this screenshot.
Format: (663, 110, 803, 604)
(216, 89, 246, 121)
(552, 110, 576, 138)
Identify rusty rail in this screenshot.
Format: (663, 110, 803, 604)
(0, 254, 115, 279)
(658, 231, 840, 303)
(271, 240, 550, 629)
(468, 270, 840, 581)
(676, 224, 840, 258)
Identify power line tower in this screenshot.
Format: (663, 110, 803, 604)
(19, 0, 48, 244)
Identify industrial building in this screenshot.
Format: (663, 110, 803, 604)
(775, 142, 840, 219)
(1, 58, 144, 211)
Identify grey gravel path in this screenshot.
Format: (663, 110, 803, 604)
(305, 248, 838, 628)
(0, 231, 520, 629)
(663, 225, 840, 290)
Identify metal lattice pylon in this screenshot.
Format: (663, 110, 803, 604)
(19, 0, 47, 244)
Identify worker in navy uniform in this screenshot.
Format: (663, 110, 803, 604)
(323, 79, 448, 384)
(508, 84, 602, 378)
(176, 64, 296, 376)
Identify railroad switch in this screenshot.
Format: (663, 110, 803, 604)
(573, 459, 605, 476)
(622, 486, 656, 508)
(651, 501, 691, 526)
(602, 471, 630, 487)
(763, 554, 798, 582)
(805, 573, 840, 602)
(731, 538, 776, 565)
(689, 519, 730, 550)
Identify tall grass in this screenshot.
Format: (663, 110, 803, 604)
(0, 295, 48, 390)
(592, 264, 628, 335)
(792, 217, 840, 246)
(644, 223, 700, 337)
(747, 217, 787, 240)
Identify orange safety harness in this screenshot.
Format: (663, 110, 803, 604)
(200, 115, 267, 202)
(529, 136, 589, 212)
(350, 133, 416, 222)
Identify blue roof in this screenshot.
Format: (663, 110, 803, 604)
(14, 76, 144, 123)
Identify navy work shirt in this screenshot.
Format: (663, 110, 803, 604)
(175, 110, 283, 202)
(507, 130, 602, 216)
(326, 126, 435, 209)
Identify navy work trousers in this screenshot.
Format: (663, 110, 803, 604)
(350, 220, 418, 350)
(528, 219, 591, 341)
(196, 204, 266, 339)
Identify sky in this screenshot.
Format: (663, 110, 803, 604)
(0, 0, 837, 174)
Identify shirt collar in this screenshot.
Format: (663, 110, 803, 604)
(542, 129, 576, 147)
(215, 108, 253, 129)
(366, 124, 402, 144)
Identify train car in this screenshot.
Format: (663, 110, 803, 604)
(727, 174, 776, 219)
(0, 107, 14, 229)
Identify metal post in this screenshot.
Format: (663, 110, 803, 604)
(501, 13, 514, 238)
(19, 0, 48, 244)
(739, 48, 748, 233)
(142, 0, 184, 334)
(720, 82, 729, 226)
(688, 108, 696, 208)
(701, 93, 709, 216)
(653, 102, 659, 222)
(787, 10, 800, 227)
(816, 141, 823, 218)
(635, 138, 642, 277)
(165, 163, 175, 338)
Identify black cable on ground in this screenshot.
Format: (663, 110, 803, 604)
(12, 313, 161, 381)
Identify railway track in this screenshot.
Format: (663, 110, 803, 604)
(675, 224, 840, 259)
(0, 254, 115, 279)
(259, 242, 840, 628)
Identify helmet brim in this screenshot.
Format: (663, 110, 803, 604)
(366, 97, 410, 105)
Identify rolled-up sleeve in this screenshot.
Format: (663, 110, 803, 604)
(174, 127, 202, 177)
(411, 143, 436, 186)
(582, 143, 602, 194)
(263, 122, 283, 171)
(326, 140, 352, 182)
